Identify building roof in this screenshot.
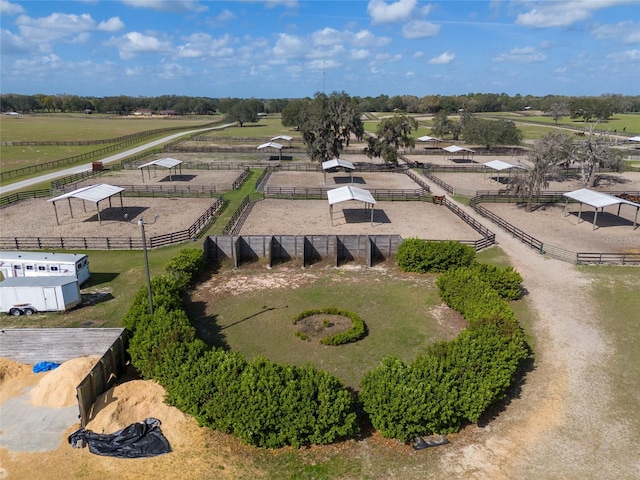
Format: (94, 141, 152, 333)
(563, 188, 639, 209)
(416, 135, 442, 142)
(322, 158, 355, 171)
(0, 251, 87, 263)
(271, 135, 293, 142)
(628, 136, 640, 142)
(257, 141, 283, 150)
(443, 145, 475, 153)
(138, 157, 182, 169)
(483, 160, 525, 171)
(327, 186, 376, 205)
(47, 184, 125, 204)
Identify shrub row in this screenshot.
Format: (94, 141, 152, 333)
(360, 239, 530, 442)
(292, 307, 367, 345)
(395, 239, 476, 273)
(123, 248, 358, 448)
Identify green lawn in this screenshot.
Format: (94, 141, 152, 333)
(201, 268, 448, 390)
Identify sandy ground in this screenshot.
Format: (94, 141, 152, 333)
(74, 168, 245, 192)
(264, 170, 422, 190)
(238, 199, 481, 241)
(0, 197, 217, 238)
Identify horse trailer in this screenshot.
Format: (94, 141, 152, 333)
(0, 276, 82, 315)
(0, 251, 90, 285)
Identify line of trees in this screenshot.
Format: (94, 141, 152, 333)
(2, 92, 639, 117)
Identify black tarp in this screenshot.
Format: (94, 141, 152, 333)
(68, 417, 171, 458)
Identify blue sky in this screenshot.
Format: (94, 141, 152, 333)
(1, 0, 639, 98)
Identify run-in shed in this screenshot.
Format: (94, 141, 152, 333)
(443, 145, 475, 162)
(562, 188, 640, 230)
(327, 185, 377, 226)
(417, 135, 442, 148)
(48, 184, 125, 226)
(137, 157, 183, 182)
(322, 158, 355, 185)
(483, 159, 526, 184)
(257, 141, 283, 160)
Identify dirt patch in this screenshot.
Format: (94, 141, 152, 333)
(294, 314, 353, 342)
(0, 197, 216, 238)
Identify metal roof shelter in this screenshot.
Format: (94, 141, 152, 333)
(483, 159, 526, 184)
(137, 157, 183, 182)
(442, 145, 475, 162)
(257, 141, 283, 160)
(417, 135, 442, 147)
(322, 158, 355, 185)
(47, 184, 125, 226)
(327, 185, 377, 226)
(563, 188, 640, 230)
(271, 135, 293, 142)
(628, 136, 640, 142)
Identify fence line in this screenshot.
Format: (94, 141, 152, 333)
(0, 197, 224, 251)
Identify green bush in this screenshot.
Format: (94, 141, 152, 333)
(165, 248, 205, 290)
(293, 307, 367, 345)
(466, 263, 523, 300)
(396, 239, 476, 273)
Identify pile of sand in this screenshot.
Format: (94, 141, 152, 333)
(0, 358, 31, 383)
(29, 356, 99, 408)
(0, 358, 37, 401)
(86, 379, 192, 447)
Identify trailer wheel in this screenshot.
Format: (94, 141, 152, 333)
(9, 308, 22, 316)
(23, 307, 35, 316)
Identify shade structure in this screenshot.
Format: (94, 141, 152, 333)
(47, 184, 125, 225)
(271, 135, 293, 142)
(137, 157, 183, 182)
(482, 159, 526, 184)
(442, 145, 475, 162)
(417, 135, 442, 148)
(322, 158, 355, 185)
(327, 185, 377, 226)
(257, 141, 283, 160)
(628, 136, 640, 142)
(562, 188, 640, 230)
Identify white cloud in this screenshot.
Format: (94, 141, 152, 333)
(109, 31, 172, 60)
(0, 28, 29, 54)
(312, 27, 342, 46)
(272, 32, 305, 58)
(428, 51, 455, 64)
(591, 21, 640, 44)
(367, 0, 417, 25)
(351, 49, 370, 60)
(97, 17, 125, 32)
(413, 51, 424, 58)
(493, 46, 546, 63)
(352, 29, 391, 48)
(16, 13, 97, 43)
(158, 62, 194, 80)
(402, 20, 440, 39)
(515, 0, 634, 28)
(216, 9, 236, 22)
(406, 70, 415, 77)
(607, 49, 640, 61)
(120, 0, 208, 13)
(263, 0, 299, 8)
(0, 0, 24, 15)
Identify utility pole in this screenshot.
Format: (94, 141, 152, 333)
(126, 213, 159, 315)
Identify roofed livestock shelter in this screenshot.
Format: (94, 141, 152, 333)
(257, 141, 283, 160)
(483, 159, 526, 184)
(137, 157, 183, 182)
(48, 184, 125, 226)
(327, 185, 377, 226)
(443, 145, 475, 162)
(322, 158, 355, 185)
(563, 188, 640, 230)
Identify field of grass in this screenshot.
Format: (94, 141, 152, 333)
(199, 267, 449, 390)
(0, 114, 221, 177)
(495, 112, 640, 134)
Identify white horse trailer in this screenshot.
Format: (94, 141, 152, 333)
(0, 276, 82, 315)
(0, 251, 90, 285)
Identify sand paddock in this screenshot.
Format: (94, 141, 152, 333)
(238, 199, 482, 241)
(263, 170, 422, 190)
(0, 197, 217, 238)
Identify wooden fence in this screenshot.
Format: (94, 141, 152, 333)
(76, 329, 129, 428)
(0, 197, 224, 250)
